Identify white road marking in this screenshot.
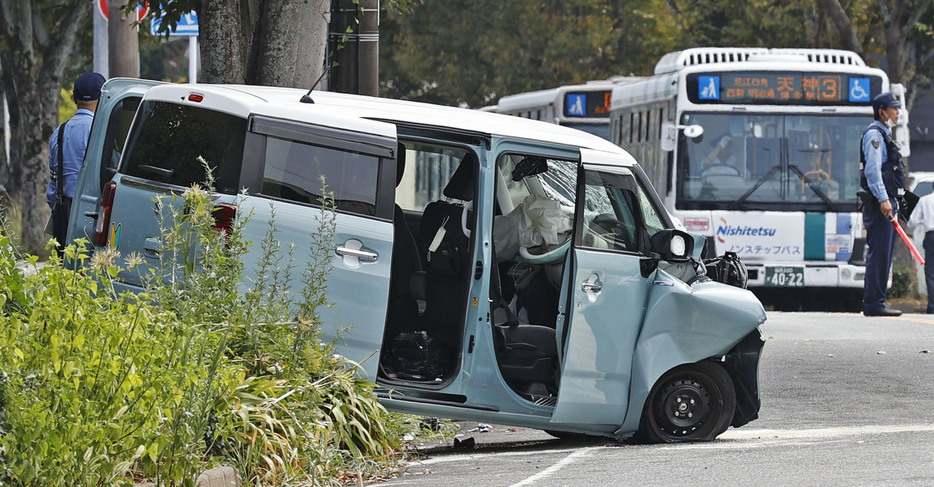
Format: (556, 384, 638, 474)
(399, 424, 934, 484)
(411, 424, 934, 465)
(721, 424, 934, 440)
(508, 447, 598, 487)
(411, 447, 587, 465)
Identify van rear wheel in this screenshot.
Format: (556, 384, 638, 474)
(636, 361, 735, 443)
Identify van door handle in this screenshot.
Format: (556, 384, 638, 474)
(336, 239, 377, 268)
(581, 275, 602, 293)
(143, 237, 161, 259)
(336, 246, 378, 261)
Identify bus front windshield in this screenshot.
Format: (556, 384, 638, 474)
(678, 112, 868, 211)
(563, 123, 611, 140)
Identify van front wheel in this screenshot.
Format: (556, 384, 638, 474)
(636, 361, 735, 443)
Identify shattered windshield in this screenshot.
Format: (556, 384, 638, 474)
(677, 112, 867, 211)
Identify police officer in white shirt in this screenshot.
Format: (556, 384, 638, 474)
(909, 181, 934, 313)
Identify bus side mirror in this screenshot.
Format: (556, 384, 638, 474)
(891, 83, 910, 157)
(660, 121, 704, 152)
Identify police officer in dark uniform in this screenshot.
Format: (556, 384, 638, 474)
(860, 92, 905, 317)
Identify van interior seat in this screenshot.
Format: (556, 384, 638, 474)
(388, 142, 422, 333)
(416, 154, 477, 346)
(490, 251, 559, 399)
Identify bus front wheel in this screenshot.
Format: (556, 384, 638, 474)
(636, 361, 735, 443)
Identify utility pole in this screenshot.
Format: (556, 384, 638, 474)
(108, 2, 140, 77)
(329, 0, 379, 95)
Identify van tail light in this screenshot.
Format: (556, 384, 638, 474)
(94, 181, 117, 246)
(212, 203, 237, 236)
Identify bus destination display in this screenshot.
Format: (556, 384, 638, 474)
(564, 91, 612, 118)
(688, 72, 882, 106)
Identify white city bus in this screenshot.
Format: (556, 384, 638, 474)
(609, 47, 908, 310)
(487, 78, 636, 140)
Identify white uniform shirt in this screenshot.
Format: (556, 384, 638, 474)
(909, 192, 934, 232)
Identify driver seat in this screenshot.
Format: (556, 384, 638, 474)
(490, 249, 559, 399)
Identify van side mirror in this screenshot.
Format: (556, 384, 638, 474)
(660, 121, 704, 152)
(650, 229, 694, 262)
(640, 229, 696, 278)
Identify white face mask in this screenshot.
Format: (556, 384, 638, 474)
(884, 118, 897, 129)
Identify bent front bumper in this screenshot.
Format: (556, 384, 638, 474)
(723, 328, 765, 428)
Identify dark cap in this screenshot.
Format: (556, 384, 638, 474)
(74, 72, 105, 102)
(871, 92, 902, 112)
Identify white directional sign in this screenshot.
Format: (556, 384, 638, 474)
(151, 11, 199, 37)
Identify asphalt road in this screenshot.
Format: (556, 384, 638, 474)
(383, 311, 934, 486)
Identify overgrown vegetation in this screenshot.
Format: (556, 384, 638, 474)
(0, 175, 402, 486)
(890, 265, 916, 299)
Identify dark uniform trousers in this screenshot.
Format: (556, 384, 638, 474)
(925, 231, 934, 314)
(862, 201, 898, 311)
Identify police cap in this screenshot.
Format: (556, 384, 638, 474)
(74, 72, 105, 102)
(871, 92, 902, 112)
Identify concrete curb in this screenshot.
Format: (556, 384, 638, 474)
(196, 466, 241, 487)
(134, 466, 240, 487)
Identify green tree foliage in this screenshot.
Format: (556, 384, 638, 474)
(381, 0, 682, 107)
(381, 0, 933, 108)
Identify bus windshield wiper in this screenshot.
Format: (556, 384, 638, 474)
(787, 164, 838, 211)
(730, 165, 781, 210)
(729, 164, 838, 211)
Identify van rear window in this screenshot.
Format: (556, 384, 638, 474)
(120, 101, 247, 193)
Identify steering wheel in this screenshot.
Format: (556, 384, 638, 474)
(801, 169, 832, 194)
(518, 232, 572, 264)
(701, 163, 742, 178)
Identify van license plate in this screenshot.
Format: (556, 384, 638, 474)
(765, 266, 804, 287)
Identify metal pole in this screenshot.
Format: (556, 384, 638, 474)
(358, 0, 379, 96)
(188, 36, 198, 83)
(93, 1, 108, 77)
(329, 0, 378, 95)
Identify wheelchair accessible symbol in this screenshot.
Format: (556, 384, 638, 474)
(849, 78, 871, 102)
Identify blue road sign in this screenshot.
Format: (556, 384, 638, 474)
(151, 11, 199, 37)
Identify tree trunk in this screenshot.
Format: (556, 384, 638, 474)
(255, 0, 329, 88)
(109, 1, 140, 77)
(199, 0, 328, 87)
(200, 0, 249, 83)
(0, 0, 91, 254)
(816, 0, 862, 54)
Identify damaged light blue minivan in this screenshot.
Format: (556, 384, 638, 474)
(67, 80, 766, 442)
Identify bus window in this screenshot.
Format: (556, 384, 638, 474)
(678, 112, 865, 208)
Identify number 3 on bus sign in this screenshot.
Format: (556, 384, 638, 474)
(765, 266, 804, 287)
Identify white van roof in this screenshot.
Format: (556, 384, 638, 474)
(142, 83, 398, 141)
(142, 83, 633, 166)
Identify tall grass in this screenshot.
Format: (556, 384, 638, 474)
(0, 170, 402, 486)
